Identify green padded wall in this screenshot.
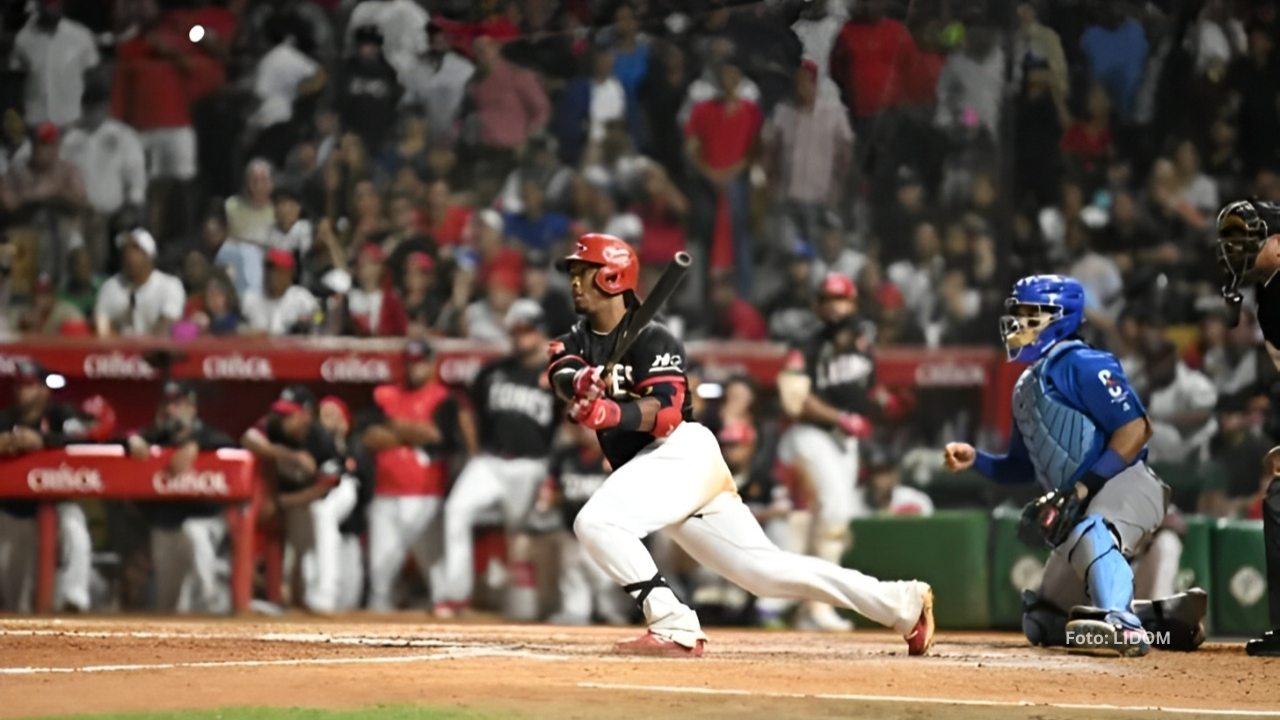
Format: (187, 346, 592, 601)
(1211, 519, 1270, 636)
(988, 506, 1050, 629)
(845, 510, 990, 629)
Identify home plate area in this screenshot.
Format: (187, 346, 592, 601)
(0, 617, 1276, 720)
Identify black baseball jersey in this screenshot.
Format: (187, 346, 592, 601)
(471, 354, 560, 458)
(255, 414, 341, 492)
(548, 315, 694, 469)
(785, 317, 877, 423)
(1257, 278, 1280, 349)
(550, 445, 609, 528)
(138, 419, 236, 527)
(0, 401, 86, 519)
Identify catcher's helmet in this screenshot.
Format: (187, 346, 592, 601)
(559, 233, 638, 295)
(1000, 274, 1086, 364)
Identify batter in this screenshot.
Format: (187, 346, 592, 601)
(547, 233, 934, 656)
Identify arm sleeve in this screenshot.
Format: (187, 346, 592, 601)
(628, 327, 687, 408)
(973, 427, 1036, 485)
(1065, 351, 1147, 435)
(547, 332, 586, 399)
(161, 277, 186, 321)
(122, 130, 147, 206)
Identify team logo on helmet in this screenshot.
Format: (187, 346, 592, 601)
(602, 244, 632, 264)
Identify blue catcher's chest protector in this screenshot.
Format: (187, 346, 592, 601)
(1011, 340, 1107, 492)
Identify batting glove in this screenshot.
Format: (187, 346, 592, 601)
(572, 397, 622, 430)
(573, 366, 607, 401)
(837, 412, 873, 440)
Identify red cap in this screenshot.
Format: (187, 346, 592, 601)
(266, 248, 296, 270)
(34, 122, 59, 145)
(359, 243, 385, 264)
(799, 59, 819, 80)
(717, 421, 758, 447)
(819, 272, 856, 300)
(877, 283, 905, 311)
(489, 267, 522, 293)
(319, 395, 351, 426)
(409, 251, 435, 272)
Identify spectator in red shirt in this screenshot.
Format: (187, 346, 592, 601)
(1061, 83, 1115, 185)
(684, 58, 762, 298)
(830, 1, 919, 119)
(708, 270, 767, 340)
(111, 0, 224, 242)
(423, 178, 472, 248)
(345, 243, 407, 337)
(466, 35, 550, 194)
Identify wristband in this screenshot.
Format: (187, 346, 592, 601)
(973, 450, 997, 479)
(616, 401, 644, 432)
(1090, 448, 1129, 480)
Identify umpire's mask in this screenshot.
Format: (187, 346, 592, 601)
(1217, 200, 1280, 325)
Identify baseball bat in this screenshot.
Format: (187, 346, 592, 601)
(606, 251, 693, 368)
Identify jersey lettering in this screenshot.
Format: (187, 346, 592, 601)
(815, 353, 873, 390)
(607, 364, 634, 398)
(650, 353, 683, 372)
(561, 471, 607, 502)
(487, 380, 555, 426)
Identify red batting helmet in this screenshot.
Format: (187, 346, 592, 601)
(819, 272, 857, 300)
(559, 233, 638, 295)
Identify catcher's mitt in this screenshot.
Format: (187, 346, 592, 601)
(1017, 487, 1085, 549)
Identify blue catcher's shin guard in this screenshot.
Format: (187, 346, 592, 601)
(1066, 514, 1142, 630)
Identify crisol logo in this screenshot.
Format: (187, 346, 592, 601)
(202, 354, 274, 380)
(437, 356, 484, 386)
(27, 465, 105, 493)
(152, 470, 229, 496)
(83, 352, 155, 379)
(321, 356, 392, 383)
(913, 362, 986, 387)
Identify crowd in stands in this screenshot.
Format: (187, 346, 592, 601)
(3, 0, 1280, 617)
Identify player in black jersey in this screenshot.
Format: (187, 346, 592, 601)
(438, 300, 561, 618)
(547, 233, 935, 657)
(775, 271, 878, 631)
(1217, 199, 1280, 656)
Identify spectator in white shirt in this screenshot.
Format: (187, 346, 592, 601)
(857, 453, 935, 519)
(94, 229, 185, 337)
(10, 0, 100, 127)
(266, 186, 312, 256)
(1144, 338, 1219, 464)
(60, 80, 147, 269)
(464, 267, 520, 343)
(248, 27, 326, 167)
(217, 159, 276, 296)
(346, 0, 430, 79)
(240, 249, 319, 336)
(401, 22, 474, 146)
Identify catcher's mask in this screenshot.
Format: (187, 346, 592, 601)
(1217, 199, 1280, 325)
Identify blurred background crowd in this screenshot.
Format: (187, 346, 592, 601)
(2, 0, 1280, 622)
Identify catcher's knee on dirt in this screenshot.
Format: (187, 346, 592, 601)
(1066, 514, 1135, 616)
(1021, 590, 1068, 647)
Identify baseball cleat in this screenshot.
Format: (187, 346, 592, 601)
(905, 586, 935, 656)
(1246, 629, 1280, 657)
(1064, 616, 1150, 657)
(613, 632, 705, 658)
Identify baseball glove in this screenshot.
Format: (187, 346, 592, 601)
(1017, 487, 1085, 549)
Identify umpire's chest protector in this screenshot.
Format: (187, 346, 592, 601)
(1011, 340, 1104, 492)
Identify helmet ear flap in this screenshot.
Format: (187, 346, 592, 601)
(596, 266, 620, 294)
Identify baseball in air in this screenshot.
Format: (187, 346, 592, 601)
(189, 24, 205, 43)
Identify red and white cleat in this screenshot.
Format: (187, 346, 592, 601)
(613, 632, 706, 658)
(905, 587, 935, 656)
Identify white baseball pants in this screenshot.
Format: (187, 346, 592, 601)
(284, 477, 359, 613)
(151, 515, 228, 613)
(574, 422, 927, 648)
(0, 503, 93, 612)
(557, 533, 628, 623)
(366, 494, 443, 611)
(438, 455, 547, 605)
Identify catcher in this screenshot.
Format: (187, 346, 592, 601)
(945, 274, 1206, 656)
(1216, 198, 1280, 656)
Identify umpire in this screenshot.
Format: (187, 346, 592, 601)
(1215, 199, 1280, 656)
